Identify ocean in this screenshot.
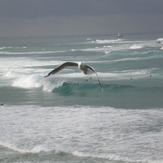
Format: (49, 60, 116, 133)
(0, 33, 163, 163)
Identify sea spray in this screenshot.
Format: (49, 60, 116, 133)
(12, 74, 66, 92)
(12, 74, 43, 89)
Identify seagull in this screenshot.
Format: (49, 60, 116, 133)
(45, 62, 103, 92)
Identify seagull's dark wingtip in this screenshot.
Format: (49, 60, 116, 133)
(44, 74, 49, 78)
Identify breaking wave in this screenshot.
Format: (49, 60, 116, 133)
(6, 67, 156, 94)
(72, 151, 163, 163)
(0, 141, 46, 154)
(92, 39, 124, 44)
(1, 140, 162, 163)
(129, 45, 143, 49)
(9, 72, 137, 95)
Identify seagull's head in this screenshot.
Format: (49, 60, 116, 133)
(77, 62, 82, 68)
(78, 62, 90, 74)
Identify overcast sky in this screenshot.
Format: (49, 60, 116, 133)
(0, 0, 163, 37)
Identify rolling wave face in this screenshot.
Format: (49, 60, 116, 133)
(52, 82, 135, 96)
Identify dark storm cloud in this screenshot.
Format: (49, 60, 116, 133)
(0, 0, 163, 18)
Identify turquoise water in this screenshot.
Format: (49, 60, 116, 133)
(0, 34, 163, 163)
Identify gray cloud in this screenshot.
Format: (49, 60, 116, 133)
(0, 0, 163, 18)
(0, 0, 163, 37)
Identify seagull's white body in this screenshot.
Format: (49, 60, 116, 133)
(45, 62, 103, 92)
(77, 62, 94, 74)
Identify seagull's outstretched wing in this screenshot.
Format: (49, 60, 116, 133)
(45, 62, 78, 77)
(86, 65, 104, 92)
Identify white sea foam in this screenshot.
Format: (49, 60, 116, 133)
(90, 39, 160, 51)
(0, 47, 6, 50)
(42, 79, 65, 92)
(92, 39, 123, 44)
(72, 151, 163, 163)
(0, 141, 46, 153)
(12, 74, 43, 88)
(130, 44, 143, 49)
(0, 59, 64, 77)
(81, 40, 153, 53)
(81, 45, 128, 53)
(157, 38, 163, 43)
(73, 151, 125, 161)
(11, 72, 67, 92)
(0, 105, 163, 162)
(112, 55, 163, 62)
(0, 50, 66, 55)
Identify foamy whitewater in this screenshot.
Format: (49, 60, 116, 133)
(0, 33, 163, 163)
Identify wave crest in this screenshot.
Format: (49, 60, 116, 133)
(10, 72, 137, 95)
(72, 151, 161, 163)
(0, 141, 45, 154)
(12, 74, 65, 92)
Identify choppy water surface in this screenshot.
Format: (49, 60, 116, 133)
(0, 34, 163, 162)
